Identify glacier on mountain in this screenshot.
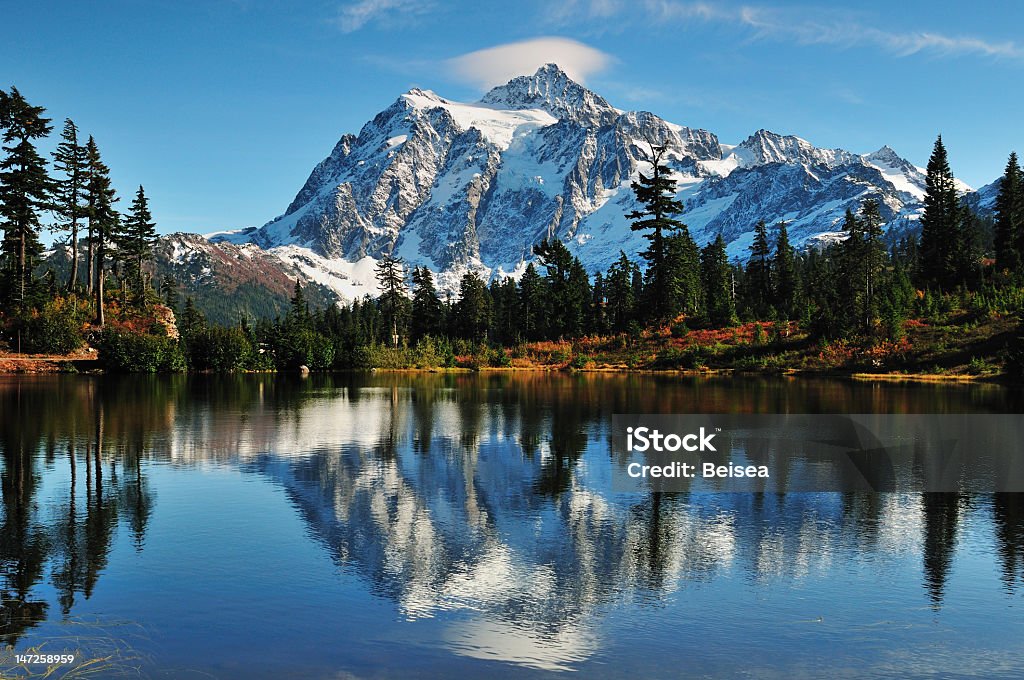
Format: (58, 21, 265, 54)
(205, 63, 974, 300)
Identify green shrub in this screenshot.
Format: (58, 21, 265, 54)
(570, 353, 590, 369)
(488, 346, 512, 367)
(96, 328, 186, 373)
(669, 321, 689, 338)
(13, 296, 88, 354)
(185, 325, 255, 372)
(274, 327, 335, 369)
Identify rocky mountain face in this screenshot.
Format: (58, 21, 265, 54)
(156, 63, 988, 317)
(150, 233, 336, 324)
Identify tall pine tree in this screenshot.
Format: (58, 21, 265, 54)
(745, 219, 772, 318)
(860, 199, 887, 332)
(85, 137, 118, 326)
(118, 185, 158, 298)
(664, 228, 702, 318)
(0, 87, 53, 308)
(410, 266, 442, 341)
(772, 221, 797, 319)
(918, 135, 961, 290)
(700, 234, 735, 328)
(517, 262, 546, 341)
(51, 118, 89, 291)
(994, 151, 1022, 275)
(374, 254, 407, 346)
(626, 142, 688, 322)
(605, 251, 638, 332)
(454, 270, 491, 342)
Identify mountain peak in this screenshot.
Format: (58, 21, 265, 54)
(737, 128, 856, 168)
(480, 63, 618, 126)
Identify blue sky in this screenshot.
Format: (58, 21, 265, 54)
(4, 0, 1023, 234)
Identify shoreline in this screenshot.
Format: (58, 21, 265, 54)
(0, 355, 1011, 385)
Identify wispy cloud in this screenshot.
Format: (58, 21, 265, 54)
(446, 37, 613, 90)
(334, 0, 434, 33)
(735, 5, 1024, 59)
(553, 1, 1024, 62)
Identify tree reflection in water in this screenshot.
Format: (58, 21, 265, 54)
(0, 372, 1021, 667)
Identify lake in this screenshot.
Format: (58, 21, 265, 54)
(1, 373, 1022, 678)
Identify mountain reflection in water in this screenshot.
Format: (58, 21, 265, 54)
(1, 373, 1022, 677)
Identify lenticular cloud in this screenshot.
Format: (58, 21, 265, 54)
(446, 37, 612, 90)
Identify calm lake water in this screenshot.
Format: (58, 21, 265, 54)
(1, 373, 1023, 678)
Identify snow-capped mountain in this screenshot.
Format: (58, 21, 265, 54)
(186, 63, 977, 307)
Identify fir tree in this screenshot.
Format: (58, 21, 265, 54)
(489, 276, 519, 344)
(994, 151, 1022, 274)
(85, 137, 118, 326)
(410, 266, 442, 341)
(160, 274, 180, 312)
(918, 135, 961, 290)
(860, 199, 887, 331)
(664, 228, 702, 318)
(605, 251, 637, 332)
(289, 279, 310, 327)
(533, 238, 575, 337)
(0, 87, 53, 308)
(180, 296, 206, 336)
(517, 262, 546, 341)
(374, 254, 407, 346)
(590, 271, 608, 335)
(745, 219, 772, 318)
(772, 221, 797, 319)
(700, 234, 735, 328)
(118, 185, 157, 297)
(625, 142, 688, 321)
(564, 257, 592, 337)
(51, 118, 88, 291)
(956, 199, 984, 290)
(837, 208, 866, 334)
(454, 270, 491, 342)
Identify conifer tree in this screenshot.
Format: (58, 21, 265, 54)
(860, 199, 887, 331)
(956, 199, 984, 290)
(410, 266, 442, 341)
(289, 279, 309, 327)
(564, 257, 592, 337)
(700, 234, 735, 327)
(772, 221, 797, 319)
(745, 219, 772, 318)
(0, 87, 53, 308)
(590, 271, 608, 335)
(605, 251, 637, 332)
(489, 276, 519, 344)
(85, 137, 118, 326)
(454, 270, 491, 341)
(51, 118, 88, 291)
(533, 238, 575, 337)
(374, 254, 407, 346)
(160, 274, 180, 312)
(664, 228, 702, 318)
(517, 262, 546, 341)
(994, 151, 1022, 274)
(918, 135, 961, 290)
(118, 185, 158, 297)
(626, 142, 688, 321)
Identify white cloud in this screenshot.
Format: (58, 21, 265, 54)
(446, 37, 613, 90)
(335, 0, 433, 33)
(735, 5, 1024, 60)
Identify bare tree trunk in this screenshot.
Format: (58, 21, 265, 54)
(68, 220, 80, 292)
(95, 234, 105, 327)
(86, 224, 95, 296)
